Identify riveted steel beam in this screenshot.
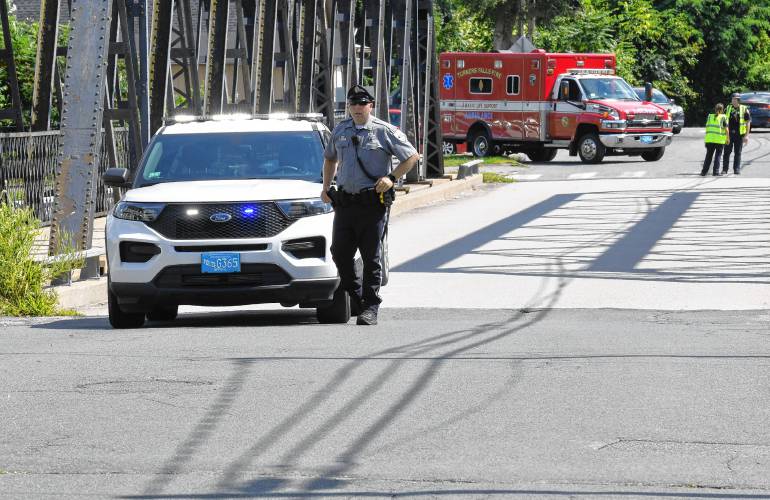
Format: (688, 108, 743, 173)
(49, 0, 114, 255)
(253, 0, 278, 113)
(312, 0, 333, 126)
(149, 0, 174, 135)
(204, 0, 229, 114)
(31, 0, 61, 131)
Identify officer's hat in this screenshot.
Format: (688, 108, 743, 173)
(731, 92, 741, 99)
(347, 84, 375, 104)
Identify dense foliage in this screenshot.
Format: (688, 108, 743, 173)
(4, 1, 770, 126)
(0, 1, 68, 129)
(436, 0, 770, 124)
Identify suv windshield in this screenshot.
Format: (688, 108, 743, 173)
(634, 88, 669, 104)
(581, 78, 639, 101)
(135, 131, 324, 187)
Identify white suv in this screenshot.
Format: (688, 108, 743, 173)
(103, 114, 352, 328)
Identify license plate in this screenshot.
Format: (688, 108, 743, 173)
(201, 252, 241, 273)
(640, 135, 655, 144)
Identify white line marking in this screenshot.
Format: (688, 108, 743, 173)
(511, 174, 542, 180)
(620, 171, 647, 178)
(568, 172, 597, 179)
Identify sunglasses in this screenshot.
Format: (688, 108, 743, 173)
(348, 99, 372, 106)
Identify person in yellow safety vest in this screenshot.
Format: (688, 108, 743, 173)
(722, 93, 751, 175)
(701, 103, 729, 177)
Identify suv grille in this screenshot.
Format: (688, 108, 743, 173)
(147, 203, 294, 240)
(154, 264, 291, 288)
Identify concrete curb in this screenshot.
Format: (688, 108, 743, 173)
(390, 174, 483, 217)
(52, 174, 483, 311)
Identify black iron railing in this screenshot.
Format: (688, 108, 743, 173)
(0, 129, 129, 225)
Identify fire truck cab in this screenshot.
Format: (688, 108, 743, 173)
(439, 50, 673, 163)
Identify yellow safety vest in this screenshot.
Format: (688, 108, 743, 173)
(704, 113, 728, 144)
(725, 104, 748, 135)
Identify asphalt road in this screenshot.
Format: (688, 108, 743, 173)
(3, 309, 770, 498)
(2, 127, 770, 498)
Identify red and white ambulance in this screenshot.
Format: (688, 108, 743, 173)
(439, 50, 673, 163)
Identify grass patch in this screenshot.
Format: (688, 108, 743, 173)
(482, 172, 516, 183)
(443, 154, 517, 167)
(0, 198, 83, 316)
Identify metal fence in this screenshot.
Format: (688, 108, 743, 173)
(0, 129, 129, 225)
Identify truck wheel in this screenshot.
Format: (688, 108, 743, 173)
(316, 287, 351, 324)
(577, 133, 606, 164)
(527, 148, 557, 162)
(147, 305, 178, 322)
(469, 130, 492, 157)
(108, 287, 146, 329)
(641, 148, 665, 161)
(442, 141, 456, 155)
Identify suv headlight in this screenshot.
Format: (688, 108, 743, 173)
(276, 198, 333, 218)
(113, 201, 166, 222)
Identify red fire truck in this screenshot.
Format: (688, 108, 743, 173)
(439, 50, 673, 163)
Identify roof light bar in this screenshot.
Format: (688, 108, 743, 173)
(162, 112, 326, 125)
(567, 68, 615, 75)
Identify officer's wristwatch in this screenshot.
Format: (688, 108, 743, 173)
(387, 173, 397, 183)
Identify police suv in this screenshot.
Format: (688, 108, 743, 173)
(103, 113, 357, 328)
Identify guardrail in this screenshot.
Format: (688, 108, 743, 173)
(0, 129, 129, 225)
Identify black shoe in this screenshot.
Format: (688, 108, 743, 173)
(735, 170, 741, 175)
(722, 170, 728, 174)
(356, 307, 378, 325)
(700, 171, 707, 177)
(713, 172, 721, 176)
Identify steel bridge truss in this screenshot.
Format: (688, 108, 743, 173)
(14, 0, 444, 256)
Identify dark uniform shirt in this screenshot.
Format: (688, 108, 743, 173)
(324, 116, 417, 193)
(728, 105, 751, 137)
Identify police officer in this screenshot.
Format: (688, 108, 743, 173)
(723, 93, 751, 175)
(321, 85, 419, 325)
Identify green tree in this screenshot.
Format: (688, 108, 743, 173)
(0, 2, 37, 129)
(677, 0, 770, 120)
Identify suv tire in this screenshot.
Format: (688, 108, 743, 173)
(147, 305, 178, 322)
(577, 132, 606, 164)
(316, 287, 351, 324)
(108, 286, 146, 329)
(641, 148, 665, 162)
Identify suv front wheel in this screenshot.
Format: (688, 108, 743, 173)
(108, 285, 146, 329)
(316, 287, 351, 324)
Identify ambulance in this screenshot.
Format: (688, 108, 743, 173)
(439, 50, 673, 163)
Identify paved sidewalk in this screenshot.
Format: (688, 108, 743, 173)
(46, 174, 483, 311)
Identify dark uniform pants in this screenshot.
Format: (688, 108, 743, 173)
(330, 203, 387, 310)
(722, 134, 743, 173)
(702, 143, 724, 175)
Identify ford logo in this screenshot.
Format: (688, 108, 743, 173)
(209, 212, 232, 223)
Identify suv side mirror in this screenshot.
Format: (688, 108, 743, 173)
(103, 168, 131, 187)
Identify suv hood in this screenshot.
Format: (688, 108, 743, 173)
(125, 179, 323, 203)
